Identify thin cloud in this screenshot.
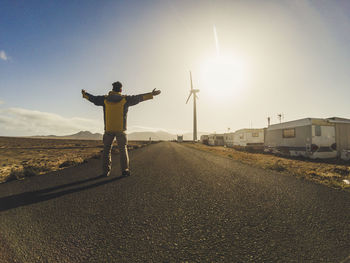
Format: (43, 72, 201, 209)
(0, 50, 8, 61)
(0, 107, 103, 136)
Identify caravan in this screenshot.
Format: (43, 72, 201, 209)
(264, 118, 337, 159)
(233, 129, 264, 147)
(327, 117, 350, 160)
(200, 135, 209, 145)
(224, 133, 235, 147)
(208, 134, 225, 146)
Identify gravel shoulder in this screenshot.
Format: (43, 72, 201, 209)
(0, 136, 149, 183)
(183, 142, 350, 192)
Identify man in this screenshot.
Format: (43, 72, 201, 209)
(82, 81, 161, 177)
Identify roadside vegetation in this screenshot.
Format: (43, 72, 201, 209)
(183, 142, 350, 192)
(0, 137, 150, 183)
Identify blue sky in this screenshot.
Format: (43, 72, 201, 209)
(1, 0, 350, 136)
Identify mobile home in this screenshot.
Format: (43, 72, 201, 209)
(224, 133, 235, 147)
(264, 118, 337, 159)
(233, 129, 264, 147)
(327, 117, 350, 160)
(208, 134, 225, 146)
(200, 135, 209, 145)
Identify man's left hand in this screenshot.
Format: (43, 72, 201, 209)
(152, 89, 161, 96)
(81, 89, 88, 99)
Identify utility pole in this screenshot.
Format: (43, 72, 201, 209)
(277, 114, 282, 123)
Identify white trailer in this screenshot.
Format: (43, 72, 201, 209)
(327, 117, 350, 160)
(224, 133, 235, 147)
(200, 135, 209, 145)
(264, 118, 337, 159)
(233, 129, 264, 147)
(208, 134, 225, 146)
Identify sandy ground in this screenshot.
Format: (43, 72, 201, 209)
(183, 142, 350, 192)
(0, 137, 148, 183)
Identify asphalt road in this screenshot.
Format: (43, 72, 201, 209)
(1, 142, 350, 262)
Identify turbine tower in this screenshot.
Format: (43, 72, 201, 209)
(186, 71, 200, 141)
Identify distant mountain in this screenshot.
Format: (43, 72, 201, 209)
(33, 131, 103, 140)
(32, 130, 210, 141)
(127, 131, 176, 141)
(66, 131, 103, 140)
(183, 132, 209, 140)
(127, 131, 209, 141)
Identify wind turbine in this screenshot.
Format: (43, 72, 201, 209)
(186, 71, 200, 141)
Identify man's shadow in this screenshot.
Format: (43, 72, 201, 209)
(0, 175, 125, 212)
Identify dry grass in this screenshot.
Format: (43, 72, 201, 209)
(0, 137, 149, 183)
(183, 143, 350, 192)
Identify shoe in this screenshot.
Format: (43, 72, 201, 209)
(122, 170, 131, 177)
(101, 171, 111, 177)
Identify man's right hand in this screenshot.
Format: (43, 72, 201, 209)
(152, 89, 161, 96)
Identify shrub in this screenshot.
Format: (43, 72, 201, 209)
(91, 153, 101, 159)
(23, 166, 39, 177)
(7, 169, 21, 181)
(7, 165, 39, 181)
(59, 159, 82, 168)
(267, 160, 286, 172)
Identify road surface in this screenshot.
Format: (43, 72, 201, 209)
(1, 142, 350, 262)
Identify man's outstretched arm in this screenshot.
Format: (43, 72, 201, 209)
(81, 89, 105, 106)
(126, 89, 161, 107)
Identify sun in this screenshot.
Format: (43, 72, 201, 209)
(199, 53, 248, 100)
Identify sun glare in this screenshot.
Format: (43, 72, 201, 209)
(199, 53, 248, 100)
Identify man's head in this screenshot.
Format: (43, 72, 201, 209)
(112, 81, 123, 92)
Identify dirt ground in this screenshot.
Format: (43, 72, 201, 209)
(183, 143, 350, 192)
(0, 137, 148, 183)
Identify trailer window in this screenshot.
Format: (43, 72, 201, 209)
(252, 132, 259, 137)
(315, 125, 321, 136)
(239, 134, 244, 139)
(283, 128, 295, 138)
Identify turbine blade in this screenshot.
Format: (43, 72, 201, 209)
(186, 92, 192, 104)
(190, 71, 193, 90)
